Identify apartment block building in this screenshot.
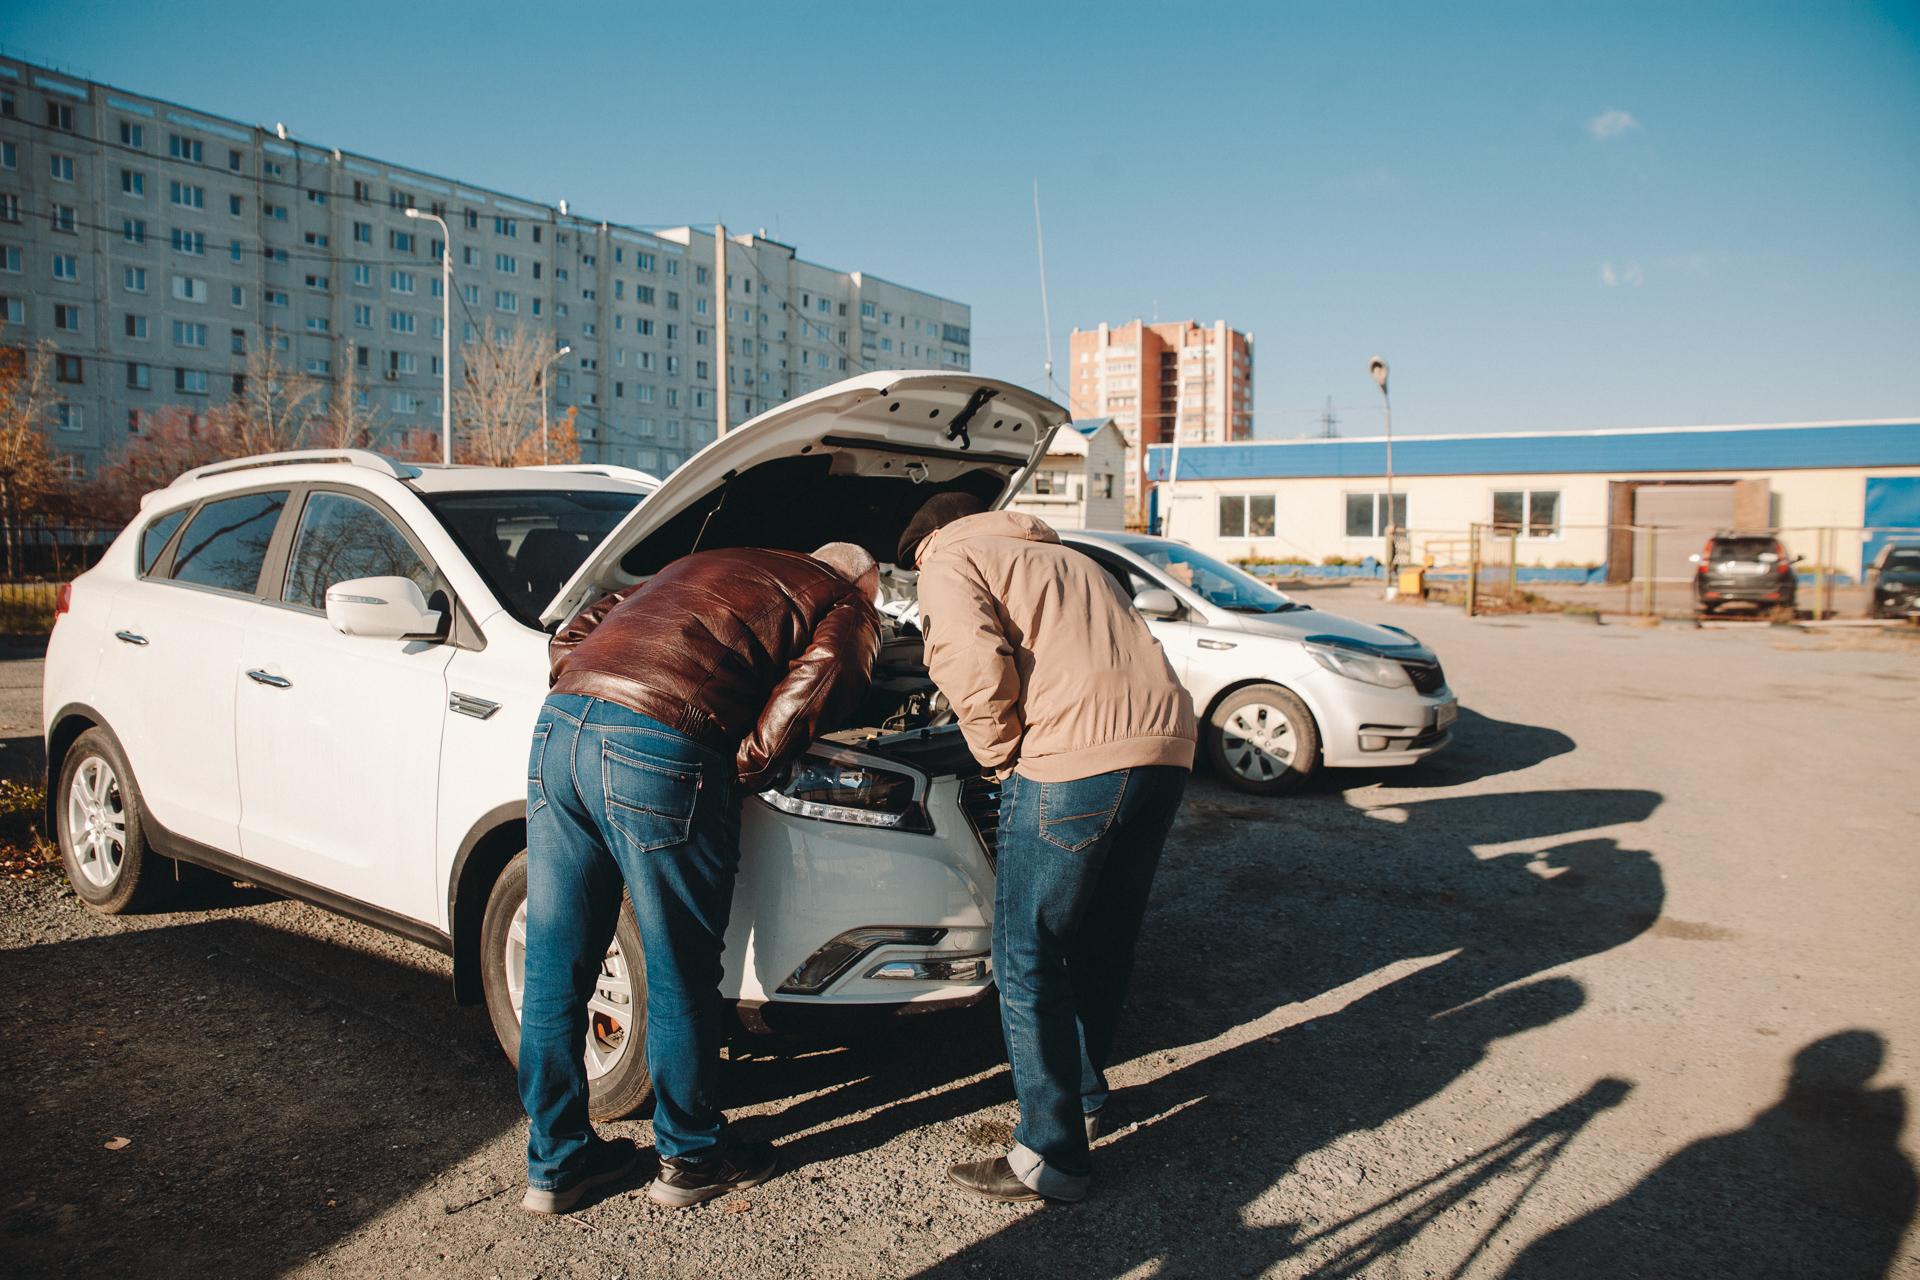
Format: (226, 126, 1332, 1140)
(1069, 319, 1253, 515)
(0, 57, 971, 477)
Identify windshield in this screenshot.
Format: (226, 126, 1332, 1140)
(423, 489, 647, 626)
(1881, 548, 1920, 573)
(1119, 539, 1302, 613)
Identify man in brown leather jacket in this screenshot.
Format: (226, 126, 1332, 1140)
(518, 542, 881, 1214)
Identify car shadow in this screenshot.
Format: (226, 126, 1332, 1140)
(1499, 1030, 1916, 1280)
(1294, 705, 1575, 796)
(0, 917, 520, 1278)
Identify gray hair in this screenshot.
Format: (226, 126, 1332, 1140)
(811, 541, 879, 586)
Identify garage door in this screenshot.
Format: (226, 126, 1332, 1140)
(1633, 484, 1735, 579)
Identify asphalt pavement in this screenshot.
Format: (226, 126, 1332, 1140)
(2, 598, 1916, 1278)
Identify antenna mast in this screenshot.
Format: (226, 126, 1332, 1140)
(1033, 179, 1055, 397)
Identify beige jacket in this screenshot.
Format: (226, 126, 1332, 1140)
(915, 510, 1197, 782)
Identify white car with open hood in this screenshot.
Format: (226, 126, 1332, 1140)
(42, 371, 1067, 1119)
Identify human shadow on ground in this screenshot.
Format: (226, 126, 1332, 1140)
(0, 916, 519, 1279)
(730, 780, 1665, 1229)
(1500, 1030, 1916, 1280)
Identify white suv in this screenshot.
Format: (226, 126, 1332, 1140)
(43, 371, 1066, 1120)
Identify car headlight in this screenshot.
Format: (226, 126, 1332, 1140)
(758, 753, 932, 831)
(1305, 641, 1414, 689)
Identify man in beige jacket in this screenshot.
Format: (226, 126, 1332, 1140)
(899, 492, 1196, 1203)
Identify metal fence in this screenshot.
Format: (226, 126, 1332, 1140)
(1444, 523, 1920, 619)
(0, 519, 123, 581)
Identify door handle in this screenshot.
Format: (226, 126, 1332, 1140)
(246, 669, 292, 689)
(114, 630, 148, 646)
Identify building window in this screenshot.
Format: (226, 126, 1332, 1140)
(175, 368, 210, 395)
(1344, 492, 1408, 538)
(55, 404, 83, 432)
(169, 181, 205, 209)
(389, 270, 416, 294)
(172, 321, 208, 348)
(0, 142, 12, 169)
(127, 362, 151, 390)
(50, 205, 77, 234)
(231, 328, 246, 354)
(56, 355, 83, 384)
(119, 168, 144, 197)
(125, 314, 148, 340)
(53, 304, 81, 332)
(264, 202, 288, 221)
(390, 230, 415, 253)
(495, 253, 517, 274)
(1217, 493, 1273, 538)
(494, 216, 517, 238)
(51, 254, 80, 282)
(265, 289, 288, 308)
(1491, 489, 1561, 538)
(230, 285, 246, 307)
(170, 228, 206, 256)
(353, 304, 372, 327)
(120, 121, 144, 149)
(494, 290, 518, 313)
(389, 311, 416, 334)
(0, 297, 21, 324)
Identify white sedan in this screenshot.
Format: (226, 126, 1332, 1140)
(1059, 531, 1456, 793)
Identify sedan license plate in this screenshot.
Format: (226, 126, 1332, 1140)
(1434, 701, 1458, 730)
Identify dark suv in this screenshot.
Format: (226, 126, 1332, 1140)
(1868, 543, 1920, 620)
(1691, 534, 1799, 616)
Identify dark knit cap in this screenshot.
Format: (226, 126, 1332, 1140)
(896, 491, 987, 569)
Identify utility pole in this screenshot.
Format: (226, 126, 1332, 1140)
(714, 224, 729, 436)
(1319, 395, 1339, 438)
(1369, 357, 1397, 599)
(405, 208, 453, 464)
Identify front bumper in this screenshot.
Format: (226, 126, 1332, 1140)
(1305, 669, 1458, 769)
(720, 770, 996, 1008)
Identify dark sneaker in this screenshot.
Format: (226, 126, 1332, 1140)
(646, 1140, 778, 1208)
(521, 1137, 646, 1214)
(947, 1156, 1042, 1203)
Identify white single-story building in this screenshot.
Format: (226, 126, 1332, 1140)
(1007, 417, 1129, 531)
(1146, 419, 1920, 579)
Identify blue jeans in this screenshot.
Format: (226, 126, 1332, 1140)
(993, 765, 1188, 1198)
(520, 694, 742, 1189)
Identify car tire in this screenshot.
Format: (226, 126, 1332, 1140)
(1205, 684, 1320, 796)
(56, 726, 174, 914)
(480, 851, 654, 1121)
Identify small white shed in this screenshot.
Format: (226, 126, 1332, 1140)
(1007, 418, 1129, 531)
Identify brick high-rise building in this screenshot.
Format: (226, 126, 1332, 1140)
(1069, 319, 1253, 520)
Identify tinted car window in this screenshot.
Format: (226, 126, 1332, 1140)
(1707, 538, 1779, 561)
(422, 489, 646, 626)
(283, 492, 435, 611)
(139, 508, 189, 575)
(168, 491, 287, 594)
(1881, 548, 1920, 573)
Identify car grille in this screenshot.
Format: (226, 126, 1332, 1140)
(958, 772, 1001, 871)
(1402, 661, 1446, 695)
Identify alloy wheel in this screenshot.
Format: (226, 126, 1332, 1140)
(66, 756, 128, 889)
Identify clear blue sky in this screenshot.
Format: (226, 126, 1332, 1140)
(6, 1, 1916, 436)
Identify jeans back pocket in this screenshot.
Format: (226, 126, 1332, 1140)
(1038, 771, 1128, 853)
(601, 739, 702, 853)
(527, 723, 552, 819)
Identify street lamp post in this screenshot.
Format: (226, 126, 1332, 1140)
(540, 344, 573, 463)
(1369, 356, 1397, 599)
(405, 208, 453, 464)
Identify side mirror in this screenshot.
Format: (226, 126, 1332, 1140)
(1133, 587, 1182, 619)
(326, 576, 444, 640)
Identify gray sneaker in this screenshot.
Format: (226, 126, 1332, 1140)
(521, 1138, 646, 1214)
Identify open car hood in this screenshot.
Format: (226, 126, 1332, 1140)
(539, 371, 1068, 626)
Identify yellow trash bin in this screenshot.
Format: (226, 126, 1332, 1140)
(1397, 566, 1426, 597)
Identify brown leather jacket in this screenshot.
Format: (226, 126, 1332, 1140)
(548, 548, 881, 790)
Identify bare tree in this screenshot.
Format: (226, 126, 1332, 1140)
(454, 326, 558, 467)
(308, 344, 384, 450)
(0, 336, 60, 578)
(226, 336, 322, 456)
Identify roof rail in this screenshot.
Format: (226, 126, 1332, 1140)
(167, 449, 421, 489)
(523, 463, 663, 487)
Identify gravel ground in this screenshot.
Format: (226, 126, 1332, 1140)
(1, 598, 1916, 1279)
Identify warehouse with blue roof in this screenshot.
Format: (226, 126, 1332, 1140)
(1144, 419, 1920, 581)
